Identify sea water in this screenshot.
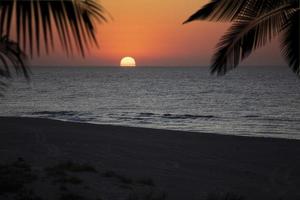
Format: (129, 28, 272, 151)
(1, 66, 300, 140)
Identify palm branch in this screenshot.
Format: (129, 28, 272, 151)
(0, 0, 106, 95)
(0, 0, 107, 57)
(0, 35, 28, 95)
(184, 0, 300, 76)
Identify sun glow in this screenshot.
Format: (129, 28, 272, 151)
(120, 57, 136, 67)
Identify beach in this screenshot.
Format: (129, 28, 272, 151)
(0, 117, 300, 200)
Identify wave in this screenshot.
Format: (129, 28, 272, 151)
(29, 111, 300, 126)
(28, 111, 95, 122)
(31, 111, 80, 117)
(259, 117, 300, 123)
(244, 115, 261, 118)
(162, 114, 216, 120)
(112, 112, 218, 121)
(137, 112, 217, 120)
(139, 112, 156, 117)
(243, 115, 300, 122)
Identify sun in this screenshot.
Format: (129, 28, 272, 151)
(120, 57, 136, 67)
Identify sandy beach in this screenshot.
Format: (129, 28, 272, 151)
(0, 117, 300, 200)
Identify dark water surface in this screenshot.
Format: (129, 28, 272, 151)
(1, 66, 300, 139)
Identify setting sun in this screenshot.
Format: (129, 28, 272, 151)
(120, 57, 136, 67)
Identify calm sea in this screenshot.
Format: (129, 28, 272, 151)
(1, 66, 300, 140)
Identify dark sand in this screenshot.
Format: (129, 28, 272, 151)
(0, 117, 300, 200)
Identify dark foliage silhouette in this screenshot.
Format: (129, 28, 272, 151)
(0, 0, 106, 95)
(0, 35, 28, 95)
(0, 0, 106, 57)
(184, 0, 299, 76)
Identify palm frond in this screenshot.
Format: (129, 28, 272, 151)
(211, 3, 295, 75)
(0, 0, 107, 57)
(183, 0, 289, 24)
(0, 35, 28, 95)
(183, 0, 254, 24)
(281, 10, 299, 75)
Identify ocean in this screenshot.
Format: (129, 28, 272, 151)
(1, 66, 300, 140)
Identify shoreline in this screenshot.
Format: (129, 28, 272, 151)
(3, 115, 299, 141)
(44, 118, 300, 141)
(1, 116, 300, 199)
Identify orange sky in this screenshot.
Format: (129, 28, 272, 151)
(32, 0, 285, 67)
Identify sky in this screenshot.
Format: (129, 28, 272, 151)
(32, 0, 286, 67)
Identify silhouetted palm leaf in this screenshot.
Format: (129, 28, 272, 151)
(0, 35, 28, 95)
(0, 0, 107, 57)
(211, 2, 296, 74)
(281, 10, 299, 75)
(183, 0, 251, 23)
(184, 0, 300, 76)
(0, 0, 106, 95)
